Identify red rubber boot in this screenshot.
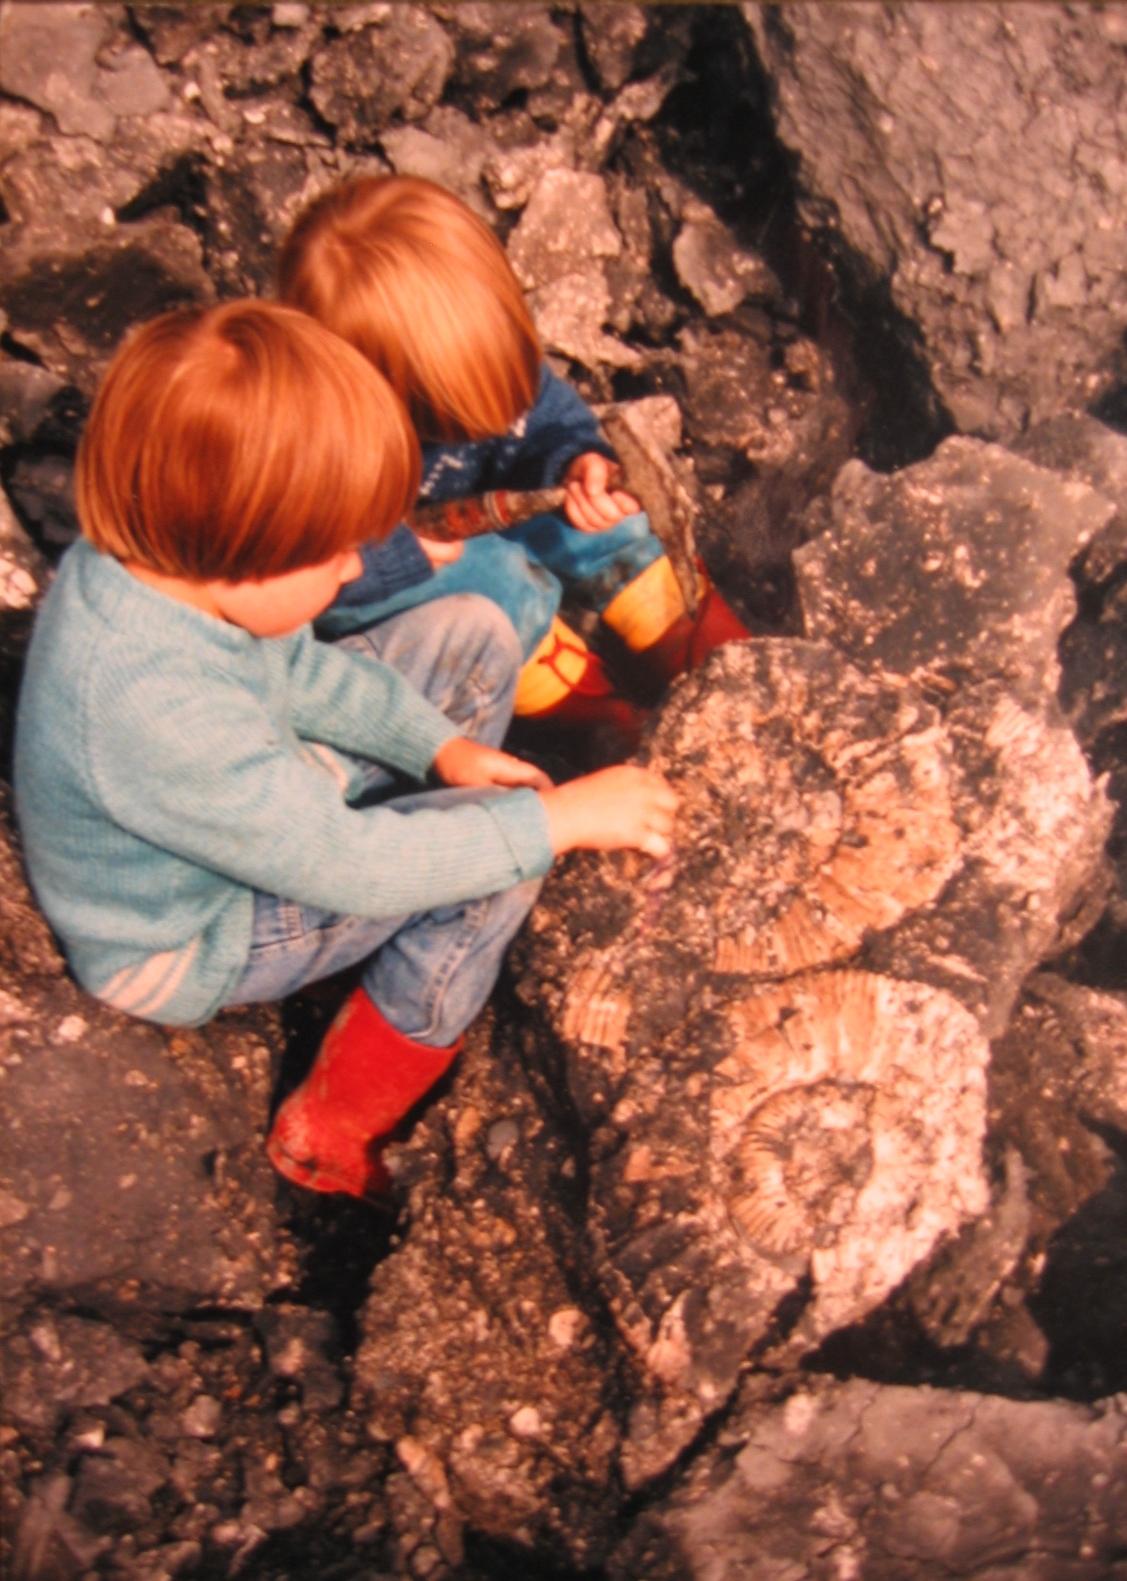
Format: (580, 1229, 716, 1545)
(266, 987, 461, 1199)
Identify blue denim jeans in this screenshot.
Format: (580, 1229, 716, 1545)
(224, 594, 543, 1045)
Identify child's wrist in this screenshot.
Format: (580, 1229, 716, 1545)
(538, 785, 577, 855)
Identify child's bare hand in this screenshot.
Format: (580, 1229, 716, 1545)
(433, 737, 552, 792)
(540, 765, 678, 859)
(563, 452, 642, 533)
(415, 533, 465, 568)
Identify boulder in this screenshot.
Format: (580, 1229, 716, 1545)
(796, 437, 1114, 702)
(0, 221, 214, 393)
(507, 167, 639, 369)
(352, 1013, 622, 1573)
(511, 627, 1107, 1484)
(0, 3, 167, 142)
(440, 3, 566, 106)
(745, 1, 1127, 441)
(611, 1375, 1127, 1581)
(309, 8, 454, 144)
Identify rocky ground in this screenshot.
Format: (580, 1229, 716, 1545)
(1, 5, 1126, 1579)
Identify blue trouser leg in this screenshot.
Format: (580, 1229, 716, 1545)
(229, 788, 541, 1045)
(316, 512, 668, 664)
(503, 510, 665, 612)
(319, 535, 563, 661)
(224, 595, 542, 1042)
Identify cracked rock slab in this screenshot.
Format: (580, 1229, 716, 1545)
(745, 2, 1127, 439)
(611, 1375, 1127, 1581)
(514, 641, 1004, 1484)
(795, 437, 1113, 702)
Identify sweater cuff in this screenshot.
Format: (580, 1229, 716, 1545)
(393, 710, 462, 783)
(544, 437, 618, 487)
(480, 786, 555, 881)
(336, 525, 433, 607)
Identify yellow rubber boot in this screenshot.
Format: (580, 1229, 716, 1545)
(513, 616, 647, 749)
(601, 555, 749, 687)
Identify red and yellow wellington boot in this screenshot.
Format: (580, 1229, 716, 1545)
(266, 987, 461, 1199)
(601, 555, 751, 694)
(513, 615, 649, 753)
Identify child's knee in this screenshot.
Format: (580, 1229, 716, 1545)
(442, 592, 523, 670)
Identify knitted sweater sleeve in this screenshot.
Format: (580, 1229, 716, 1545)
(86, 666, 553, 921)
(283, 626, 458, 779)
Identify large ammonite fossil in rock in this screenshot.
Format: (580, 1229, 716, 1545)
(709, 968, 988, 1346)
(533, 639, 962, 1065)
(516, 641, 991, 1480)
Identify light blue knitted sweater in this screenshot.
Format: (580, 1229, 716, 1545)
(13, 542, 553, 1027)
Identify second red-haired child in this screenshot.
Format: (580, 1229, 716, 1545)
(277, 175, 749, 751)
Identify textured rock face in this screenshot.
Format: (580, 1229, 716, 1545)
(611, 1376, 1127, 1581)
(351, 1015, 621, 1575)
(1015, 415, 1127, 945)
(512, 624, 1107, 1485)
(797, 438, 1114, 701)
(746, 1, 1127, 442)
(796, 436, 1121, 1015)
(0, 794, 293, 1326)
(1, 4, 1126, 1577)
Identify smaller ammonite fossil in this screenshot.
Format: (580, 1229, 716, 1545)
(719, 1079, 876, 1257)
(708, 967, 989, 1346)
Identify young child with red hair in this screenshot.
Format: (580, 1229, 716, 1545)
(277, 174, 748, 747)
(14, 300, 677, 1200)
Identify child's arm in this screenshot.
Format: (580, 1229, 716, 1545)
(285, 626, 461, 780)
(500, 366, 641, 534)
(90, 666, 554, 921)
(432, 743, 677, 861)
(432, 737, 551, 792)
(539, 765, 678, 861)
(90, 670, 674, 926)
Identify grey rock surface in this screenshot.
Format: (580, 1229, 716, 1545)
(579, 2, 650, 92)
(745, 1, 1127, 442)
(0, 3, 168, 142)
(0, 821, 293, 1330)
(1, 4, 1125, 1576)
(310, 7, 454, 142)
(508, 166, 639, 368)
(442, 2, 564, 105)
(796, 438, 1113, 702)
(352, 1014, 622, 1573)
(0, 221, 215, 393)
(611, 1376, 1127, 1581)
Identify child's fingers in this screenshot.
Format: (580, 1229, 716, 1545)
(415, 533, 465, 567)
(564, 485, 617, 534)
(490, 754, 553, 791)
(627, 772, 678, 856)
